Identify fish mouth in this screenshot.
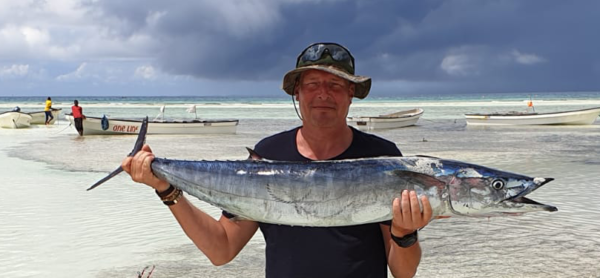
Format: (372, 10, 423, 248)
(503, 177, 558, 212)
(536, 177, 554, 187)
(504, 196, 558, 212)
(508, 177, 554, 200)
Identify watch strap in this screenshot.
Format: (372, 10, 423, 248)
(390, 229, 418, 248)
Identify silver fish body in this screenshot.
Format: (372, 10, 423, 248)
(89, 118, 557, 227)
(151, 155, 556, 227)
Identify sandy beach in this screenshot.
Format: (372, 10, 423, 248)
(1, 101, 600, 277)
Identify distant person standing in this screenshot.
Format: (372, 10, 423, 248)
(44, 97, 54, 125)
(71, 100, 85, 136)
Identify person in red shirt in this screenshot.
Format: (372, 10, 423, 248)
(71, 100, 86, 136)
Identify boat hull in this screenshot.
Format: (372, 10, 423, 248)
(27, 109, 62, 125)
(465, 107, 600, 126)
(0, 112, 32, 129)
(65, 115, 239, 135)
(347, 108, 424, 130)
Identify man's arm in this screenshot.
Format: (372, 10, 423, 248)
(381, 226, 422, 278)
(382, 190, 433, 278)
(166, 196, 259, 265)
(122, 144, 258, 265)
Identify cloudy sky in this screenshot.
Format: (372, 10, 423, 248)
(1, 0, 599, 97)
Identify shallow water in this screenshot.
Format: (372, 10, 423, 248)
(1, 104, 600, 277)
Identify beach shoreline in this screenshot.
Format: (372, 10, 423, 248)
(1, 103, 600, 277)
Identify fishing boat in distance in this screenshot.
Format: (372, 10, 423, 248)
(465, 107, 600, 126)
(27, 108, 62, 125)
(65, 114, 239, 135)
(64, 105, 239, 135)
(347, 108, 424, 130)
(0, 111, 33, 129)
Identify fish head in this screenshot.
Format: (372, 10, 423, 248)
(442, 161, 557, 216)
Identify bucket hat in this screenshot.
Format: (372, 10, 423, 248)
(282, 42, 371, 99)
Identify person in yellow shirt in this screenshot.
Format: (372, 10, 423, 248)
(44, 97, 54, 125)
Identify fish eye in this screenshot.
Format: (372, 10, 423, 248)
(491, 179, 505, 190)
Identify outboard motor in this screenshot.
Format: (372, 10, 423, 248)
(12, 106, 21, 112)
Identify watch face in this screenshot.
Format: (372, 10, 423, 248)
(401, 233, 418, 247)
(393, 231, 418, 248)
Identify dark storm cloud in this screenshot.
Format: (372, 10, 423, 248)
(83, 0, 600, 94)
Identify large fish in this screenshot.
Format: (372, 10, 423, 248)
(89, 118, 557, 226)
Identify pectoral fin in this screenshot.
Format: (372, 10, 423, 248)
(391, 170, 447, 188)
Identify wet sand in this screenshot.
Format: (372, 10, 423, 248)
(1, 118, 600, 277)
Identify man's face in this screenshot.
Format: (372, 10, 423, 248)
(296, 69, 354, 128)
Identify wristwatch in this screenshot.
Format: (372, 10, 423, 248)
(390, 230, 418, 248)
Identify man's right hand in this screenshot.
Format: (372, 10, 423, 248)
(121, 144, 170, 192)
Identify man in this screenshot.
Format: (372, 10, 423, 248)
(122, 42, 433, 278)
(44, 97, 54, 125)
(71, 100, 85, 136)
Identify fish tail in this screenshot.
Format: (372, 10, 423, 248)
(87, 117, 149, 191)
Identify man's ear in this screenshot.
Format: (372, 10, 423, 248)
(349, 83, 355, 99)
(294, 85, 301, 101)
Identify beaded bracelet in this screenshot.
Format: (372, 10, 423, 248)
(155, 184, 183, 206)
(155, 184, 175, 198)
(162, 189, 183, 206)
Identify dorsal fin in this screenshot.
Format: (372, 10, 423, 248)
(245, 147, 263, 161)
(415, 154, 442, 159)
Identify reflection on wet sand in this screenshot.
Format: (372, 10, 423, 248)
(1, 117, 599, 277)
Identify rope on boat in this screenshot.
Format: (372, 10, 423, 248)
(54, 123, 72, 134)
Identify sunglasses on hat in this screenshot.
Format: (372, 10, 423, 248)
(296, 42, 355, 75)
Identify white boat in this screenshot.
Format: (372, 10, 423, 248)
(0, 111, 33, 129)
(465, 107, 600, 126)
(347, 108, 424, 130)
(65, 115, 239, 135)
(27, 108, 62, 125)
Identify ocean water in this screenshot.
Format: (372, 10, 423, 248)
(3, 91, 600, 121)
(1, 93, 600, 277)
